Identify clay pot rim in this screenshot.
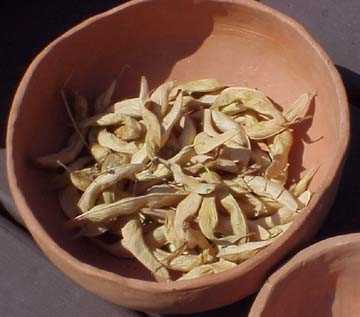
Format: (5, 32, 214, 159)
(6, 0, 349, 293)
(249, 233, 360, 316)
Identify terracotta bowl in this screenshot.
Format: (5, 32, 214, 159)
(249, 234, 360, 317)
(6, 0, 349, 314)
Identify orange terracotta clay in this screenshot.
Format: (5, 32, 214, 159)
(250, 234, 360, 317)
(6, 0, 349, 314)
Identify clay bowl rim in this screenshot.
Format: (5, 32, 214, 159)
(6, 0, 349, 294)
(248, 233, 360, 316)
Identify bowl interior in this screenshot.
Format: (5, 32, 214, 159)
(10, 0, 344, 282)
(251, 236, 360, 317)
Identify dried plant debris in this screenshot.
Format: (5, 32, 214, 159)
(37, 76, 316, 281)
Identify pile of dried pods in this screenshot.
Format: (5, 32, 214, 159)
(37, 77, 316, 281)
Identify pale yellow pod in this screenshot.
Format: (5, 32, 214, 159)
(211, 110, 250, 148)
(244, 118, 286, 140)
(142, 103, 162, 159)
(170, 78, 224, 99)
(80, 112, 126, 128)
(206, 159, 240, 174)
(178, 259, 236, 280)
(265, 129, 293, 185)
(150, 80, 176, 117)
(203, 109, 220, 137)
(290, 167, 318, 197)
(197, 93, 219, 104)
(250, 190, 311, 229)
(90, 143, 111, 163)
(168, 145, 195, 165)
(217, 239, 276, 262)
(52, 156, 93, 189)
(59, 186, 106, 237)
(110, 98, 142, 118)
(114, 117, 144, 141)
(131, 145, 148, 164)
(153, 249, 205, 273)
(141, 208, 173, 221)
(70, 166, 100, 191)
(139, 75, 150, 101)
(174, 193, 203, 244)
(170, 163, 216, 194)
(101, 153, 130, 172)
(223, 176, 249, 194)
(284, 92, 314, 122)
(193, 130, 239, 155)
(161, 91, 184, 146)
(75, 192, 187, 223)
(220, 102, 247, 116)
(214, 87, 284, 121)
(198, 196, 218, 239)
(239, 193, 269, 218)
(78, 163, 145, 213)
(220, 193, 248, 238)
(199, 170, 223, 185)
(243, 176, 299, 212)
(97, 129, 139, 154)
(145, 225, 167, 248)
(248, 223, 271, 241)
(121, 219, 170, 281)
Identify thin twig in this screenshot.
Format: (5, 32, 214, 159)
(56, 160, 71, 173)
